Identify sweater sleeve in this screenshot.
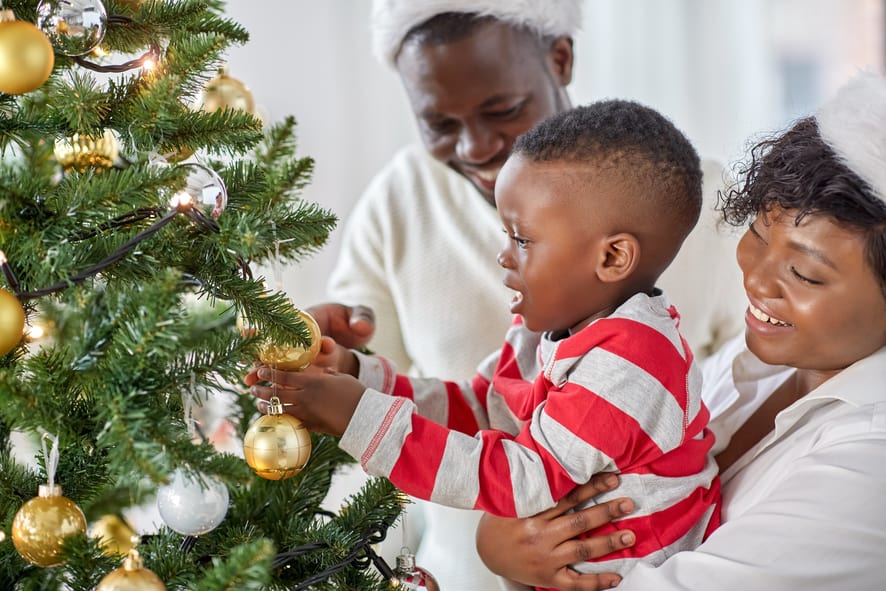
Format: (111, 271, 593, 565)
(337, 378, 615, 518)
(355, 348, 497, 434)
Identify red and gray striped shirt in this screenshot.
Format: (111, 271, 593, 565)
(340, 291, 721, 577)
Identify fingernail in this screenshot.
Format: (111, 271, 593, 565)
(619, 500, 633, 514)
(604, 474, 618, 488)
(620, 532, 634, 545)
(257, 369, 269, 379)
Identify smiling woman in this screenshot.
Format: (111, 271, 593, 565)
(475, 71, 886, 591)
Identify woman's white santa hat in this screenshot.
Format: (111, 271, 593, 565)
(370, 0, 582, 67)
(816, 70, 886, 202)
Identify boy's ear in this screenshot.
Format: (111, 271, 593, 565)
(596, 233, 640, 283)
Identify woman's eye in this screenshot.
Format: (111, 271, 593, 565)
(790, 266, 822, 285)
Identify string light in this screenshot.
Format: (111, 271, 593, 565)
(72, 16, 161, 74)
(24, 323, 45, 342)
(169, 191, 192, 210)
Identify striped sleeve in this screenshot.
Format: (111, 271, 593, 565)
(355, 348, 498, 434)
(338, 387, 557, 516)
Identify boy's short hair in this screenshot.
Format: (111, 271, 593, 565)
(514, 100, 703, 236)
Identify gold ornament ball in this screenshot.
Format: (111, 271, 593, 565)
(258, 310, 322, 370)
(0, 11, 55, 95)
(0, 287, 24, 356)
(96, 547, 166, 591)
(200, 68, 254, 114)
(88, 514, 136, 556)
(163, 145, 194, 164)
(12, 484, 87, 567)
(54, 129, 119, 172)
(243, 401, 312, 480)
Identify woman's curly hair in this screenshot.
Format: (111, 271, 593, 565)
(720, 116, 886, 296)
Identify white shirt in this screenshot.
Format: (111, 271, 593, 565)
(618, 335, 886, 590)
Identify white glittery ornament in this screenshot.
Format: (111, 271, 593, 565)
(156, 468, 229, 536)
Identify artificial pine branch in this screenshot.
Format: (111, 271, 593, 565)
(0, 1, 403, 588)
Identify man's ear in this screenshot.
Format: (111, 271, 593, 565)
(547, 36, 574, 86)
(596, 233, 640, 283)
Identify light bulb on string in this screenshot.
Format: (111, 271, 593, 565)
(24, 323, 45, 342)
(169, 161, 227, 220)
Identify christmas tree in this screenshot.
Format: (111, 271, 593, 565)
(0, 0, 404, 588)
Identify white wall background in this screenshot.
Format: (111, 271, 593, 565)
(221, 0, 883, 308)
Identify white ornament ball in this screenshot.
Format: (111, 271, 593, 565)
(156, 468, 229, 536)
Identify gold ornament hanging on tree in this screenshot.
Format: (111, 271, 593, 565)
(0, 286, 25, 356)
(88, 514, 137, 556)
(199, 67, 255, 114)
(0, 9, 55, 95)
(96, 541, 167, 591)
(54, 129, 119, 172)
(243, 396, 312, 480)
(11, 483, 87, 567)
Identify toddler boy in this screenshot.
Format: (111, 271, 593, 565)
(247, 100, 721, 580)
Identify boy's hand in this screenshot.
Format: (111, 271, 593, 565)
(248, 366, 365, 436)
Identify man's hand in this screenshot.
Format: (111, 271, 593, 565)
(306, 303, 375, 349)
(296, 336, 360, 377)
(476, 473, 635, 590)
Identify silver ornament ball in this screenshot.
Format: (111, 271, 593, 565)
(37, 0, 107, 57)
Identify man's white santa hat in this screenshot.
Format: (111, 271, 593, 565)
(816, 70, 886, 202)
(370, 0, 583, 67)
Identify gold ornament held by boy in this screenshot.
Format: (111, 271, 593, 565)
(243, 396, 312, 480)
(257, 309, 322, 370)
